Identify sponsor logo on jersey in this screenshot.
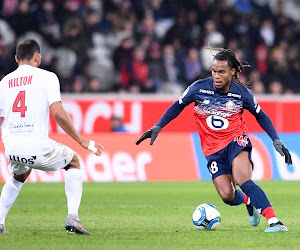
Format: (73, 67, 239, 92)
(227, 92, 241, 98)
(9, 155, 36, 165)
(203, 99, 210, 104)
(200, 108, 232, 118)
(8, 75, 33, 88)
(235, 135, 249, 147)
(199, 89, 214, 94)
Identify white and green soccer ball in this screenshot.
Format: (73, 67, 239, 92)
(192, 203, 221, 230)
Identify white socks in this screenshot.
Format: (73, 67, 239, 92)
(0, 176, 24, 225)
(268, 217, 279, 225)
(0, 169, 82, 225)
(246, 197, 251, 205)
(65, 168, 82, 216)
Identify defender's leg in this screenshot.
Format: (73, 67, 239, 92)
(0, 169, 32, 234)
(64, 153, 90, 235)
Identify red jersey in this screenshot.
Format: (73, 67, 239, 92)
(178, 78, 261, 156)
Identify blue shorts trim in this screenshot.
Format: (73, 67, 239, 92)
(205, 135, 252, 180)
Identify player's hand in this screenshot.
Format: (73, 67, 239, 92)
(136, 126, 162, 145)
(80, 139, 104, 156)
(273, 139, 292, 165)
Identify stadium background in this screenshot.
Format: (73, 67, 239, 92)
(0, 0, 300, 182)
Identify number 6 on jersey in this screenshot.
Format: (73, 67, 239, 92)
(13, 91, 27, 117)
(206, 115, 229, 130)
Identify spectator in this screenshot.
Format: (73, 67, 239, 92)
(200, 20, 225, 72)
(120, 46, 154, 93)
(220, 10, 237, 45)
(113, 37, 134, 72)
(1, 0, 300, 95)
(39, 15, 61, 47)
(61, 17, 90, 64)
(260, 19, 275, 47)
(164, 10, 189, 46)
(251, 80, 266, 94)
(135, 15, 157, 42)
(268, 80, 283, 94)
(87, 77, 103, 92)
(286, 59, 300, 93)
(147, 41, 168, 91)
(84, 9, 109, 35)
(185, 9, 202, 48)
(161, 44, 186, 92)
(9, 0, 37, 37)
(72, 75, 88, 93)
(248, 69, 263, 84)
(110, 116, 128, 132)
(254, 44, 269, 76)
(1, 0, 19, 17)
(234, 0, 254, 14)
(0, 35, 10, 78)
(184, 47, 202, 84)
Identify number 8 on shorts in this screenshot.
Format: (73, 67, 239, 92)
(209, 161, 218, 174)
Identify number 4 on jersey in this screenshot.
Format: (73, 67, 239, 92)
(13, 91, 27, 117)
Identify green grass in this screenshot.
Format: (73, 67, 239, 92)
(0, 181, 299, 249)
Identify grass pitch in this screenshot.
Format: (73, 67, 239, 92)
(0, 181, 299, 249)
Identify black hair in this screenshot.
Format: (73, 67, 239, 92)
(16, 39, 40, 61)
(208, 44, 251, 88)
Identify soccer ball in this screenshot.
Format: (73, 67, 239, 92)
(192, 203, 221, 230)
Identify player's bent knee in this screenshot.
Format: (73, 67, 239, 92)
(65, 153, 80, 170)
(222, 197, 234, 205)
(14, 169, 32, 183)
(219, 190, 235, 204)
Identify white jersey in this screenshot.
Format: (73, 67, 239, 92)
(0, 65, 61, 155)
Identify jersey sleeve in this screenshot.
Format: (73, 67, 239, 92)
(155, 81, 199, 128)
(242, 88, 261, 115)
(178, 81, 198, 107)
(243, 88, 279, 140)
(46, 73, 62, 106)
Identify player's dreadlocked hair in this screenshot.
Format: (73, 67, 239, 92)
(208, 43, 252, 88)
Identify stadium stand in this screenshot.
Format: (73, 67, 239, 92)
(1, 0, 300, 94)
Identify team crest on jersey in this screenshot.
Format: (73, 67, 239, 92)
(235, 135, 249, 146)
(226, 100, 234, 109)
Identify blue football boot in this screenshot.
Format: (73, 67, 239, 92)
(264, 221, 288, 232)
(246, 203, 260, 227)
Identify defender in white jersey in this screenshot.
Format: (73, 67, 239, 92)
(0, 39, 104, 235)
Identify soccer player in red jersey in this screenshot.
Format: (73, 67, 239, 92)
(136, 47, 292, 232)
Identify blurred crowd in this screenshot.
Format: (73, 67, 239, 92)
(1, 0, 300, 95)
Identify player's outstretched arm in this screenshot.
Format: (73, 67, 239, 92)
(136, 100, 186, 146)
(273, 139, 292, 165)
(50, 101, 104, 156)
(254, 110, 292, 165)
(136, 126, 162, 145)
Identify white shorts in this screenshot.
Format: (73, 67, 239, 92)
(7, 142, 74, 175)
